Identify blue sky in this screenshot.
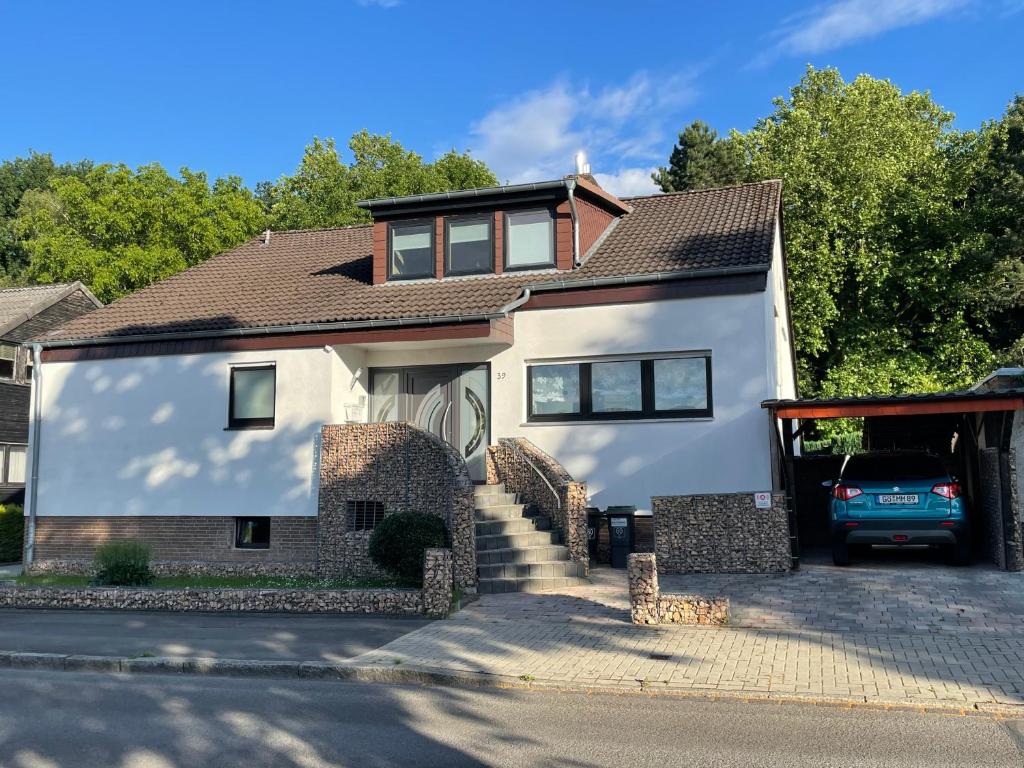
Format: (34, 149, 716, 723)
(1, 0, 1021, 196)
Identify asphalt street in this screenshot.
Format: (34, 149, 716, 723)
(0, 669, 1021, 767)
(0, 610, 428, 662)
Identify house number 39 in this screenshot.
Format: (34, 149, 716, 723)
(495, 372, 507, 381)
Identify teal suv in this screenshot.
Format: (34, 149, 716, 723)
(828, 451, 969, 566)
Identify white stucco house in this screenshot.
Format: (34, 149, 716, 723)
(20, 174, 796, 572)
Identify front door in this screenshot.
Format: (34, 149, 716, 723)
(369, 364, 490, 480)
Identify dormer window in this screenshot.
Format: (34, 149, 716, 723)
(388, 219, 435, 280)
(445, 215, 493, 276)
(504, 209, 555, 271)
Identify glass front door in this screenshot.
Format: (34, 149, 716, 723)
(369, 364, 490, 480)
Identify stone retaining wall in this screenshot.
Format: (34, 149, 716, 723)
(653, 492, 790, 574)
(486, 438, 588, 574)
(318, 423, 475, 590)
(627, 553, 728, 626)
(7, 548, 455, 616)
(26, 559, 318, 578)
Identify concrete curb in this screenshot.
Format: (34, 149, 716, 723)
(2, 649, 1022, 717)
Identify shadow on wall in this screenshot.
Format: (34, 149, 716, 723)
(36, 318, 331, 518)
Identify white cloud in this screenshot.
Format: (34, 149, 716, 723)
(757, 0, 968, 64)
(468, 71, 697, 196)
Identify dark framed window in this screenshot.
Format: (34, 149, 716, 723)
(0, 444, 27, 485)
(504, 209, 555, 270)
(235, 517, 270, 549)
(388, 219, 435, 280)
(526, 354, 712, 422)
(228, 365, 276, 429)
(348, 500, 386, 531)
(445, 215, 493, 276)
(0, 344, 16, 380)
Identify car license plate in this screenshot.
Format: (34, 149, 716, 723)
(878, 494, 919, 505)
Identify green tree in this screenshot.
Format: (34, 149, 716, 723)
(16, 163, 264, 302)
(968, 96, 1024, 364)
(262, 132, 497, 230)
(0, 151, 91, 278)
(652, 120, 747, 192)
(735, 67, 992, 418)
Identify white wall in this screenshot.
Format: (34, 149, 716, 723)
(35, 348, 335, 517)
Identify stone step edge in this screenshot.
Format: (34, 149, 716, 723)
(4, 650, 1022, 717)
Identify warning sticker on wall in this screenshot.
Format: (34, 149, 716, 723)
(753, 492, 772, 509)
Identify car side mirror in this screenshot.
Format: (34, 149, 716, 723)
(821, 480, 834, 488)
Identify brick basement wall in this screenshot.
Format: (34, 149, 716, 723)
(628, 553, 728, 626)
(487, 438, 589, 574)
(653, 492, 790, 574)
(29, 516, 316, 572)
(318, 423, 475, 589)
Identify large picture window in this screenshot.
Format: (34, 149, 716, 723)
(446, 215, 493, 276)
(229, 364, 276, 429)
(527, 354, 712, 422)
(504, 209, 555, 270)
(388, 220, 435, 280)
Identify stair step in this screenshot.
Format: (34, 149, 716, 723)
(474, 493, 518, 508)
(474, 484, 505, 495)
(474, 504, 528, 522)
(475, 530, 559, 551)
(478, 560, 586, 580)
(475, 516, 550, 537)
(477, 576, 589, 594)
(477, 545, 571, 565)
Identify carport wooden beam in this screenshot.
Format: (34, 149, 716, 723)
(764, 395, 1024, 420)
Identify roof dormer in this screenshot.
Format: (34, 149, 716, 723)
(358, 176, 630, 285)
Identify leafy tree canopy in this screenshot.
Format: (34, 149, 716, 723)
(260, 132, 497, 230)
(15, 163, 264, 302)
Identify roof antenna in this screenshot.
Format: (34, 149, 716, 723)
(261, 229, 271, 246)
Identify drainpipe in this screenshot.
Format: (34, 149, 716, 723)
(566, 179, 581, 267)
(24, 343, 42, 566)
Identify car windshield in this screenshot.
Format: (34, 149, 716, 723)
(842, 454, 946, 482)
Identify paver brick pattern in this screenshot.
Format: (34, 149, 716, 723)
(355, 556, 1024, 707)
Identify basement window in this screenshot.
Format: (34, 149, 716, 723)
(235, 517, 271, 549)
(348, 500, 386, 531)
(228, 364, 276, 429)
(388, 220, 435, 280)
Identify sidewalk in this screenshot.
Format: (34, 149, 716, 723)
(353, 563, 1024, 708)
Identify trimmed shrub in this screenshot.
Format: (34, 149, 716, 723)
(0, 504, 24, 563)
(368, 512, 448, 583)
(94, 540, 153, 586)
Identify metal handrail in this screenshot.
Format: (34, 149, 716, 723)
(502, 439, 561, 511)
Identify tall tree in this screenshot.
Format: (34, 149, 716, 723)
(968, 96, 1024, 364)
(736, 67, 992, 413)
(16, 163, 264, 302)
(652, 120, 746, 193)
(261, 132, 497, 230)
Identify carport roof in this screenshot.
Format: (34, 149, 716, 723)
(762, 388, 1024, 419)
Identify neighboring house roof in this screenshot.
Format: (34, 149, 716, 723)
(40, 180, 781, 345)
(0, 282, 102, 339)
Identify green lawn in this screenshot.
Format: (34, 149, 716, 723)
(15, 574, 417, 590)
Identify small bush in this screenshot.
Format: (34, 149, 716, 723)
(94, 540, 153, 586)
(368, 512, 448, 583)
(0, 504, 25, 563)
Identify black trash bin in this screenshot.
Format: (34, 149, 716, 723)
(586, 508, 602, 564)
(606, 505, 636, 568)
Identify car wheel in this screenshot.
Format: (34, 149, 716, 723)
(832, 540, 850, 566)
(950, 538, 971, 567)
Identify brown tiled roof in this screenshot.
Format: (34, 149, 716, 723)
(41, 180, 781, 343)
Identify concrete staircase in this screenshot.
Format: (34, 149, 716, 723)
(474, 483, 588, 594)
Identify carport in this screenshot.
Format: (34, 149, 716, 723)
(763, 376, 1024, 571)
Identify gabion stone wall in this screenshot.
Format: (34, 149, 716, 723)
(653, 492, 790, 574)
(26, 559, 317, 578)
(981, 447, 1024, 572)
(318, 423, 476, 590)
(487, 438, 588, 574)
(628, 553, 729, 626)
(421, 548, 453, 619)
